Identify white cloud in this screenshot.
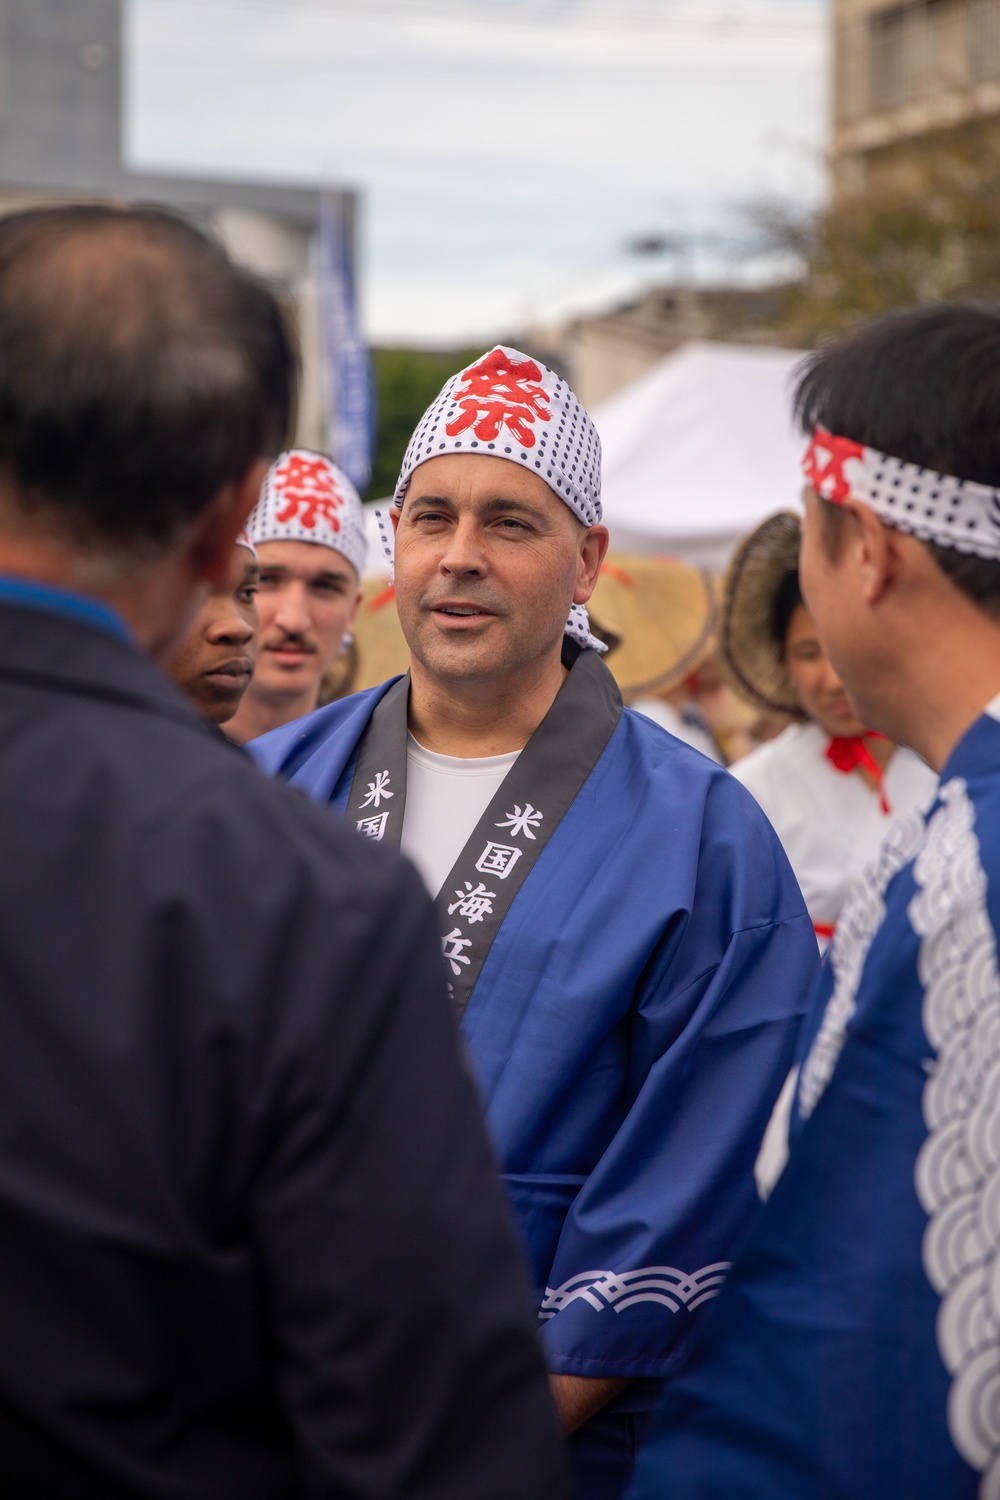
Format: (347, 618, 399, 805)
(127, 0, 828, 342)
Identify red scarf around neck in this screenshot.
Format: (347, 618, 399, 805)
(825, 732, 891, 814)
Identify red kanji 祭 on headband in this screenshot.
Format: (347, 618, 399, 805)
(389, 345, 607, 652)
(248, 449, 367, 578)
(803, 426, 1000, 561)
(445, 349, 552, 448)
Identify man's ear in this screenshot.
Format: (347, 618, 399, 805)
(850, 500, 898, 607)
(573, 524, 610, 605)
(187, 458, 269, 591)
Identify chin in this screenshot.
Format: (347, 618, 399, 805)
(200, 697, 241, 726)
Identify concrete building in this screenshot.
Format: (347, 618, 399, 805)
(832, 0, 1000, 192)
(548, 282, 795, 412)
(0, 0, 359, 447)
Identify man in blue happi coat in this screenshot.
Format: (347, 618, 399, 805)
(630, 304, 1000, 1500)
(251, 346, 819, 1499)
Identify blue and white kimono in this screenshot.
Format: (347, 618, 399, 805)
(630, 702, 1000, 1500)
(251, 652, 817, 1498)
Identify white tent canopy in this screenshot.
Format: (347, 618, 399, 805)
(594, 340, 809, 571)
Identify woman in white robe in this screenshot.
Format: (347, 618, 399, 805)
(722, 513, 937, 945)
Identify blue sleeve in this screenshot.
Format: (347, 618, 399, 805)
(539, 780, 819, 1383)
(247, 681, 398, 800)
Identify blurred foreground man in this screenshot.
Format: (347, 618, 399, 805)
(225, 450, 364, 742)
(0, 208, 563, 1500)
(164, 529, 259, 725)
(630, 303, 1000, 1500)
(253, 347, 819, 1500)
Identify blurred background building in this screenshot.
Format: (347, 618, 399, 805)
(833, 0, 1000, 192)
(555, 282, 797, 413)
(0, 0, 360, 450)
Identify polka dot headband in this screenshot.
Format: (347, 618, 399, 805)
(248, 449, 367, 579)
(804, 427, 1000, 560)
(390, 346, 607, 652)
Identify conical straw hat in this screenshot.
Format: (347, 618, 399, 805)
(588, 554, 719, 700)
(720, 511, 806, 719)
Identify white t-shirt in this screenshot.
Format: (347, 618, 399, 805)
(731, 721, 938, 935)
(400, 734, 520, 897)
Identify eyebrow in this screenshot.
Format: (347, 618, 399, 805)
(406, 494, 546, 520)
(257, 563, 351, 584)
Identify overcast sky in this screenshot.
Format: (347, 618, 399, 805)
(127, 0, 828, 344)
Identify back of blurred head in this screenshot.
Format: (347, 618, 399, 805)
(795, 302, 1000, 768)
(0, 203, 295, 655)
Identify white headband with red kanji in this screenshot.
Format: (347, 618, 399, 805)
(804, 426, 1000, 561)
(389, 346, 606, 652)
(248, 449, 367, 578)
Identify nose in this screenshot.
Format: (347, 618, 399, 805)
(271, 581, 311, 636)
(439, 514, 487, 578)
(208, 609, 255, 647)
(818, 653, 846, 695)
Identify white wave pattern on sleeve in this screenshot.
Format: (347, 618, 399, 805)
(798, 810, 926, 1121)
(538, 1263, 731, 1320)
(912, 778, 1000, 1498)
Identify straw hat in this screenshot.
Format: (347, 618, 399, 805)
(318, 577, 410, 705)
(720, 511, 806, 720)
(587, 554, 719, 700)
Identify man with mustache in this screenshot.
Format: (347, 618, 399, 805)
(165, 529, 259, 726)
(252, 347, 819, 1500)
(225, 449, 364, 743)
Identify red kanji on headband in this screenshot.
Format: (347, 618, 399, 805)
(803, 427, 866, 504)
(445, 349, 552, 449)
(272, 452, 344, 533)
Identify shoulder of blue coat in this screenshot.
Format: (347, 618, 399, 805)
(619, 703, 735, 785)
(248, 678, 399, 778)
(618, 706, 809, 918)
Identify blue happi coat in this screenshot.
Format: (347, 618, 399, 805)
(251, 678, 818, 1402)
(630, 705, 1000, 1498)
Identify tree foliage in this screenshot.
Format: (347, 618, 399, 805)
(760, 120, 1000, 344)
(367, 346, 481, 498)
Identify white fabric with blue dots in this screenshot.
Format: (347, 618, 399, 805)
(806, 427, 1000, 561)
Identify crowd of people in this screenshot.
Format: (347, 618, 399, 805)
(3, 202, 1000, 1500)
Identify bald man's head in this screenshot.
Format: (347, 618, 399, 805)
(0, 205, 295, 549)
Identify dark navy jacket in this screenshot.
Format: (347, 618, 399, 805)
(0, 596, 563, 1500)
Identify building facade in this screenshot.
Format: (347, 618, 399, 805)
(546, 283, 795, 412)
(833, 0, 1000, 190)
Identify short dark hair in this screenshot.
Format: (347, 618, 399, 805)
(794, 302, 1000, 616)
(770, 567, 803, 653)
(0, 204, 295, 547)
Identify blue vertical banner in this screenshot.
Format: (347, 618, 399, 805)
(318, 191, 373, 492)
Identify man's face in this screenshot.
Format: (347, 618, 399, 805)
(392, 454, 606, 688)
(783, 602, 867, 738)
(165, 545, 258, 724)
(799, 487, 877, 728)
(253, 540, 361, 704)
